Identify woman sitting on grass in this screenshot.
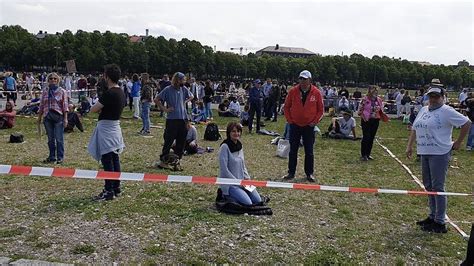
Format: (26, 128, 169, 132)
(0, 101, 16, 129)
(191, 101, 206, 123)
(218, 122, 263, 206)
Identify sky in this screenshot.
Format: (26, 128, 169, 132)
(1, 0, 473, 65)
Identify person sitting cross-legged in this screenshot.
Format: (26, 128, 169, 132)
(0, 101, 16, 129)
(191, 101, 207, 123)
(327, 110, 357, 140)
(218, 99, 236, 117)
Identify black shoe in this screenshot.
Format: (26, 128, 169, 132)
(416, 217, 434, 226)
(43, 158, 56, 163)
(422, 222, 447, 233)
(271, 119, 277, 122)
(113, 188, 121, 197)
(56, 159, 63, 164)
(264, 118, 271, 121)
(360, 156, 368, 161)
(306, 174, 316, 182)
(368, 156, 374, 160)
(93, 190, 114, 201)
(282, 174, 295, 180)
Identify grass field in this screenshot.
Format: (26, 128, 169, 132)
(0, 108, 472, 264)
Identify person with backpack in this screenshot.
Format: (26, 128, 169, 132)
(154, 72, 194, 169)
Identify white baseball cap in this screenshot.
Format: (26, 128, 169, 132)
(299, 70, 312, 79)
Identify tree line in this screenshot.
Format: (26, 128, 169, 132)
(0, 25, 472, 89)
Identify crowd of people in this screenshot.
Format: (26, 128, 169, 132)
(1, 65, 473, 250)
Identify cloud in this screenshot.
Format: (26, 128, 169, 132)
(12, 3, 48, 13)
(147, 22, 182, 37)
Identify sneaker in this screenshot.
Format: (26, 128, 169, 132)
(367, 156, 374, 160)
(416, 217, 434, 226)
(422, 222, 447, 233)
(360, 156, 368, 161)
(466, 146, 472, 151)
(306, 174, 316, 183)
(93, 190, 114, 201)
(282, 174, 295, 180)
(113, 188, 121, 197)
(43, 158, 56, 163)
(56, 159, 63, 164)
(157, 161, 170, 169)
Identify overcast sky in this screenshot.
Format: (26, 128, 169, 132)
(1, 0, 473, 65)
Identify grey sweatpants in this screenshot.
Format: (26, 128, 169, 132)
(420, 151, 451, 224)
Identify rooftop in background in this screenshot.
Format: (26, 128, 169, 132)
(256, 44, 317, 58)
(409, 61, 432, 66)
(35, 30, 61, 39)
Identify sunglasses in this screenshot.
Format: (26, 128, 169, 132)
(49, 77, 58, 80)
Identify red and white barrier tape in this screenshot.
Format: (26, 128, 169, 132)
(3, 88, 97, 93)
(0, 164, 472, 197)
(375, 139, 470, 239)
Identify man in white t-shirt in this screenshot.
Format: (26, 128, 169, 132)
(328, 110, 357, 139)
(228, 98, 241, 116)
(459, 88, 468, 106)
(395, 89, 404, 118)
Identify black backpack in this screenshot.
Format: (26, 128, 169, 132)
(9, 133, 24, 143)
(204, 123, 221, 141)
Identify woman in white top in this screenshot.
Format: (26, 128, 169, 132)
(406, 87, 471, 233)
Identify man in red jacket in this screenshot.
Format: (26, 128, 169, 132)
(282, 70, 324, 182)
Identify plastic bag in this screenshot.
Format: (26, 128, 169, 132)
(276, 139, 290, 158)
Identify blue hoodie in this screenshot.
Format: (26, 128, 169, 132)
(131, 81, 141, 97)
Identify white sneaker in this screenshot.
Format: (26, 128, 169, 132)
(466, 146, 472, 151)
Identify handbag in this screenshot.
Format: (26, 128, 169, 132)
(378, 109, 389, 122)
(45, 110, 63, 123)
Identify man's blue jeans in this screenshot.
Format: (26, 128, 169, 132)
(141, 101, 151, 132)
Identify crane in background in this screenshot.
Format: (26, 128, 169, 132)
(229, 47, 260, 80)
(230, 47, 258, 55)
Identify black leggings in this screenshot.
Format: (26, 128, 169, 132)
(101, 152, 121, 192)
(361, 118, 379, 157)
